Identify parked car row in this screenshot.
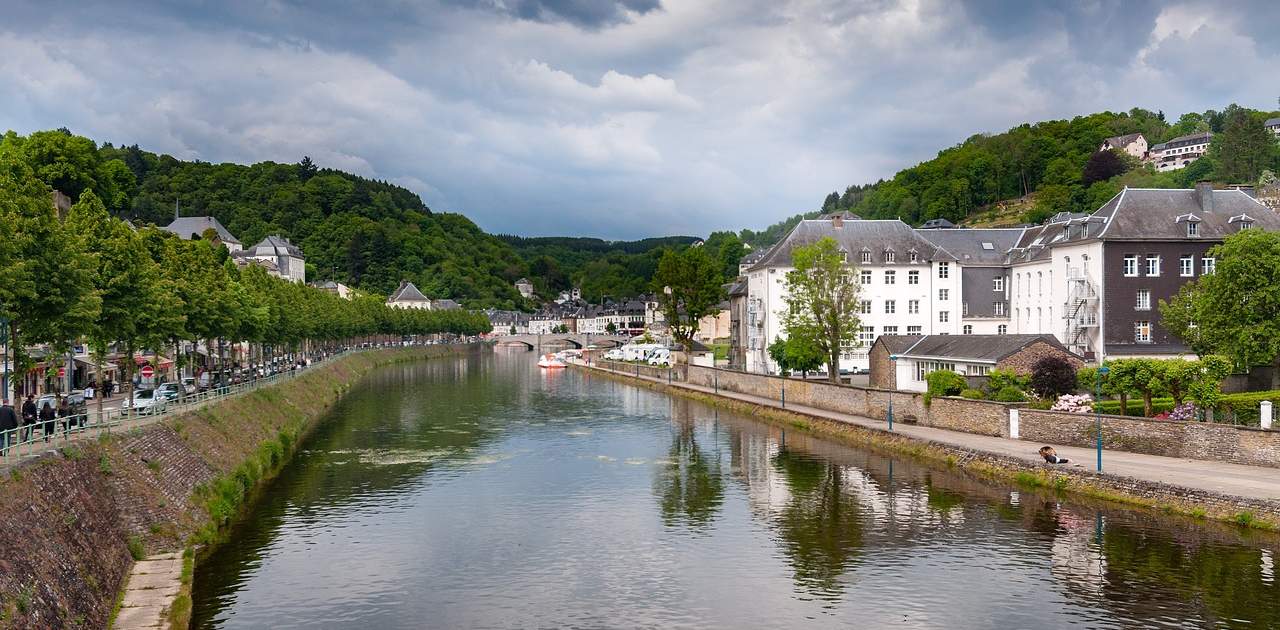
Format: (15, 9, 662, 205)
(602, 344, 672, 367)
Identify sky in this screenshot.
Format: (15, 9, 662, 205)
(1, 0, 1277, 239)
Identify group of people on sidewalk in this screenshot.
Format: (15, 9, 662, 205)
(0, 395, 81, 454)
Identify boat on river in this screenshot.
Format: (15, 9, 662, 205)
(537, 353, 567, 369)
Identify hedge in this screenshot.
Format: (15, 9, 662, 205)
(1092, 390, 1280, 424)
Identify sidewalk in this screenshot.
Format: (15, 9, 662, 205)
(583, 362, 1280, 503)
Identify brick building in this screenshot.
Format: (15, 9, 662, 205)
(869, 334, 1082, 392)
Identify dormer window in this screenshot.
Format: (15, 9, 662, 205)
(1230, 214, 1255, 231)
(1187, 221, 1199, 237)
(885, 250, 895, 263)
(909, 251, 919, 263)
(860, 249, 872, 264)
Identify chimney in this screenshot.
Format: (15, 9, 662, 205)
(832, 213, 844, 229)
(1196, 181, 1214, 213)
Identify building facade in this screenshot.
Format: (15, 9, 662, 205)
(1147, 132, 1212, 172)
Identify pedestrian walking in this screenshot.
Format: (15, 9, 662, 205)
(39, 401, 55, 442)
(21, 395, 36, 443)
(0, 400, 18, 454)
(58, 397, 74, 433)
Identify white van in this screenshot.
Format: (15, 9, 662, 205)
(647, 348, 672, 367)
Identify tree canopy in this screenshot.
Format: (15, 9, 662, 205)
(780, 237, 862, 383)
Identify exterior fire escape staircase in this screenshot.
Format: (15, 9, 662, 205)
(1063, 273, 1099, 357)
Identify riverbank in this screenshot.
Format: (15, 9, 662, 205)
(574, 361, 1280, 531)
(0, 344, 483, 629)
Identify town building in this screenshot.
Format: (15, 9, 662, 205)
(917, 227, 1025, 335)
(1267, 117, 1280, 139)
(515, 278, 535, 299)
(726, 278, 749, 370)
(1147, 132, 1212, 172)
(242, 235, 306, 283)
(868, 334, 1081, 392)
(387, 281, 432, 309)
(311, 280, 354, 299)
(163, 216, 243, 252)
(487, 310, 529, 335)
(1099, 133, 1148, 160)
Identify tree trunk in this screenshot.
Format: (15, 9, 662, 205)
(1143, 392, 1153, 418)
(125, 342, 135, 418)
(94, 350, 105, 426)
(1119, 392, 1129, 416)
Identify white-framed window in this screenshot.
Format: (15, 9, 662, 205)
(907, 325, 922, 334)
(885, 300, 896, 314)
(884, 270, 896, 284)
(915, 360, 957, 382)
(938, 288, 949, 301)
(858, 326, 876, 346)
(1135, 320, 1152, 343)
(967, 365, 992, 376)
(1203, 257, 1216, 275)
(994, 302, 1006, 316)
(908, 300, 919, 314)
(908, 270, 919, 285)
(1145, 255, 1160, 277)
(939, 311, 949, 323)
(858, 300, 872, 314)
(909, 251, 919, 263)
(1187, 221, 1199, 237)
(859, 270, 872, 285)
(1037, 272, 1042, 295)
(1123, 255, 1138, 277)
(962, 325, 972, 335)
(993, 276, 1004, 292)
(861, 250, 872, 264)
(1136, 289, 1151, 311)
(997, 324, 1007, 335)
(1015, 273, 1020, 296)
(1180, 255, 1194, 277)
(883, 326, 898, 334)
(885, 251, 896, 263)
(938, 262, 950, 279)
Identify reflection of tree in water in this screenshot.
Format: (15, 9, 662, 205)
(770, 449, 864, 598)
(654, 420, 724, 531)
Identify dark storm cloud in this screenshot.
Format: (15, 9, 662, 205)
(448, 0, 662, 28)
(957, 0, 1162, 65)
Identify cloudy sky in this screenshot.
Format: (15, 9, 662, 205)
(2, 1, 1277, 239)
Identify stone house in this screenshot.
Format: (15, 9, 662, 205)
(1100, 133, 1148, 160)
(869, 334, 1082, 392)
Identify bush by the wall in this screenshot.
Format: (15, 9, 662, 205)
(959, 388, 986, 400)
(992, 386, 1028, 403)
(926, 370, 967, 398)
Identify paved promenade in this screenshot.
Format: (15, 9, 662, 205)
(581, 362, 1280, 503)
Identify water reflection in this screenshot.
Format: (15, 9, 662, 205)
(193, 352, 1280, 629)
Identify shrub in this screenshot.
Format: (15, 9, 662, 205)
(926, 370, 967, 398)
(1030, 356, 1077, 398)
(993, 386, 1028, 403)
(1051, 393, 1093, 414)
(959, 388, 986, 400)
(1168, 401, 1197, 421)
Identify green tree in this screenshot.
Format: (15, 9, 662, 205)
(780, 237, 861, 383)
(651, 246, 724, 351)
(1212, 107, 1274, 183)
(767, 335, 824, 377)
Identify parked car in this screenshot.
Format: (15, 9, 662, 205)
(36, 392, 87, 417)
(181, 377, 197, 395)
(155, 382, 182, 402)
(647, 348, 672, 367)
(123, 389, 167, 415)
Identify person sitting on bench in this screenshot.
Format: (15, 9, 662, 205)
(1039, 446, 1069, 464)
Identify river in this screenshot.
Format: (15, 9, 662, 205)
(191, 351, 1280, 628)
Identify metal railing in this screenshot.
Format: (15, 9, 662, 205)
(0, 348, 357, 465)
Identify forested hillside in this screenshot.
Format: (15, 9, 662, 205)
(809, 105, 1280, 232)
(1, 129, 529, 308)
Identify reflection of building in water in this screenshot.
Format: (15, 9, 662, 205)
(734, 431, 791, 516)
(1049, 509, 1107, 593)
(1263, 549, 1274, 585)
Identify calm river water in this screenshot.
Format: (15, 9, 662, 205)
(191, 351, 1280, 628)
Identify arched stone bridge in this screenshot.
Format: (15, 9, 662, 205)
(492, 333, 632, 350)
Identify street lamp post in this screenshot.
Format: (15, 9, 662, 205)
(1095, 365, 1109, 472)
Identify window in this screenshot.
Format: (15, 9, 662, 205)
(858, 326, 876, 346)
(962, 325, 972, 335)
(1123, 255, 1138, 277)
(1037, 272, 1042, 295)
(938, 288, 949, 301)
(908, 300, 919, 314)
(1203, 257, 1216, 275)
(858, 300, 871, 314)
(1135, 320, 1152, 344)
(885, 251, 896, 263)
(1180, 255, 1194, 277)
(909, 251, 919, 263)
(939, 311, 950, 323)
(908, 270, 919, 285)
(915, 360, 957, 381)
(907, 325, 922, 334)
(993, 276, 1004, 292)
(885, 300, 896, 314)
(883, 326, 899, 335)
(861, 250, 872, 264)
(994, 302, 1006, 316)
(997, 324, 1007, 335)
(1187, 221, 1199, 237)
(938, 262, 950, 279)
(859, 270, 871, 284)
(968, 365, 992, 376)
(1145, 255, 1160, 277)
(884, 270, 896, 285)
(1136, 289, 1151, 311)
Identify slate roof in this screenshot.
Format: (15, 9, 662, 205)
(1156, 131, 1212, 150)
(747, 218, 952, 271)
(163, 217, 241, 244)
(1094, 188, 1280, 240)
(388, 281, 430, 303)
(1265, 118, 1280, 127)
(432, 299, 461, 310)
(918, 227, 1026, 266)
(725, 277, 748, 297)
(250, 235, 303, 257)
(739, 249, 767, 265)
(1102, 133, 1144, 148)
(919, 218, 956, 229)
(882, 334, 1072, 363)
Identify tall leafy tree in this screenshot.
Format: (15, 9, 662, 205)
(1212, 107, 1275, 183)
(780, 237, 861, 383)
(651, 246, 725, 350)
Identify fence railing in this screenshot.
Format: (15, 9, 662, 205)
(0, 348, 357, 465)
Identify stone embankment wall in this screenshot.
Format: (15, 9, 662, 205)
(0, 344, 480, 629)
(643, 363, 1280, 468)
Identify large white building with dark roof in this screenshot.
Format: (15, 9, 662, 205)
(162, 216, 243, 252)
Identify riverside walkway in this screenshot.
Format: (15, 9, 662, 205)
(578, 361, 1280, 504)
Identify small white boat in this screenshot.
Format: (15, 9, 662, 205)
(537, 353, 567, 369)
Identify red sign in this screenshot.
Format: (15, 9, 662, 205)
(140, 365, 155, 378)
(57, 367, 66, 378)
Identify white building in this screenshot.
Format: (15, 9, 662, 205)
(1099, 133, 1148, 160)
(515, 278, 535, 299)
(1266, 117, 1280, 139)
(1147, 132, 1212, 172)
(162, 216, 243, 252)
(387, 281, 432, 309)
(245, 235, 306, 283)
